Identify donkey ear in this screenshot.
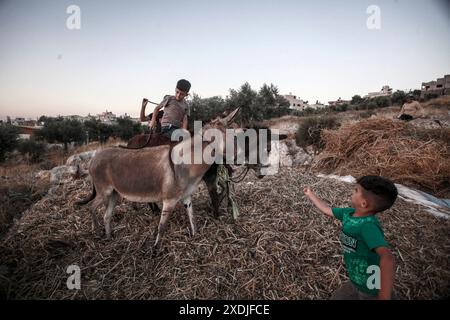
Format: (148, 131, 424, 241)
(220, 107, 240, 126)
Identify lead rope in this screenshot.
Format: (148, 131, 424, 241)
(217, 164, 240, 220)
(229, 166, 250, 183)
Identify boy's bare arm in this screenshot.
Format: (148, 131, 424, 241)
(303, 187, 333, 217)
(182, 115, 188, 130)
(140, 98, 149, 122)
(375, 246, 395, 300)
(149, 105, 162, 129)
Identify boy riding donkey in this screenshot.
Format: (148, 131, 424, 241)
(133, 79, 235, 217)
(140, 79, 191, 138)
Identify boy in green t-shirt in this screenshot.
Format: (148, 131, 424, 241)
(304, 175, 398, 300)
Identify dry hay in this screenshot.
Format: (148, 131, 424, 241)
(0, 164, 50, 237)
(0, 166, 449, 300)
(313, 118, 450, 197)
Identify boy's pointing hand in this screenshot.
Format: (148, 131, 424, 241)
(304, 186, 312, 196)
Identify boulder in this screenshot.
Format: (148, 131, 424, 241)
(66, 150, 96, 167)
(50, 165, 79, 185)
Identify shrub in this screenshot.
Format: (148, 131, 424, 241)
(38, 118, 85, 151)
(366, 101, 378, 110)
(424, 93, 439, 101)
(17, 139, 46, 163)
(295, 116, 339, 152)
(359, 110, 376, 119)
(391, 90, 407, 105)
(0, 124, 19, 162)
(336, 104, 348, 112)
(374, 96, 390, 108)
(351, 95, 364, 105)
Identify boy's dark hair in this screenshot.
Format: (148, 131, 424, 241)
(357, 175, 398, 213)
(176, 79, 191, 93)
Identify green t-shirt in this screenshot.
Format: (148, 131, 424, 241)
(332, 207, 388, 296)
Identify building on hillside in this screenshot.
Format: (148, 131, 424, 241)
(15, 125, 43, 140)
(282, 93, 308, 111)
(97, 110, 117, 124)
(364, 85, 393, 99)
(307, 102, 326, 110)
(421, 74, 450, 98)
(328, 97, 350, 107)
(63, 115, 91, 123)
(12, 117, 26, 126)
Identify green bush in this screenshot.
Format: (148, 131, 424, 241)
(113, 117, 143, 141)
(295, 116, 339, 151)
(0, 124, 19, 162)
(351, 95, 364, 105)
(424, 93, 439, 101)
(366, 101, 378, 110)
(359, 110, 376, 119)
(335, 104, 348, 112)
(38, 118, 85, 151)
(17, 139, 46, 163)
(374, 96, 390, 108)
(391, 90, 407, 105)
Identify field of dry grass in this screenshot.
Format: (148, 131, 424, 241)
(0, 166, 448, 299)
(0, 98, 448, 300)
(313, 118, 450, 197)
(0, 138, 122, 236)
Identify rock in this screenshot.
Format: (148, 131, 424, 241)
(50, 165, 79, 185)
(33, 170, 51, 181)
(46, 144, 64, 151)
(66, 150, 96, 167)
(277, 139, 313, 167)
(65, 150, 96, 179)
(39, 160, 55, 170)
(263, 139, 313, 175)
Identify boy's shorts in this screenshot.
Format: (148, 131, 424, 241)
(331, 281, 378, 300)
(161, 124, 180, 139)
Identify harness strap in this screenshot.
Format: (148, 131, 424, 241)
(229, 166, 250, 183)
(119, 133, 153, 150)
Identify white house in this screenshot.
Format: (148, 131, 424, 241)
(283, 93, 308, 111)
(364, 85, 393, 99)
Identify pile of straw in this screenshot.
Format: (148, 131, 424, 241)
(313, 118, 450, 197)
(0, 166, 448, 299)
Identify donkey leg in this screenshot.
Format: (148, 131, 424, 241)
(154, 199, 177, 248)
(103, 191, 118, 240)
(183, 196, 196, 236)
(206, 182, 220, 218)
(149, 202, 161, 214)
(203, 166, 221, 218)
(90, 197, 103, 233)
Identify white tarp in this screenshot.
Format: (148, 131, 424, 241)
(317, 173, 450, 219)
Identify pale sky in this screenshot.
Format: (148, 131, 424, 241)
(0, 0, 449, 119)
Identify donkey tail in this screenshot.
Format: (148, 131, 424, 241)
(75, 183, 96, 206)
